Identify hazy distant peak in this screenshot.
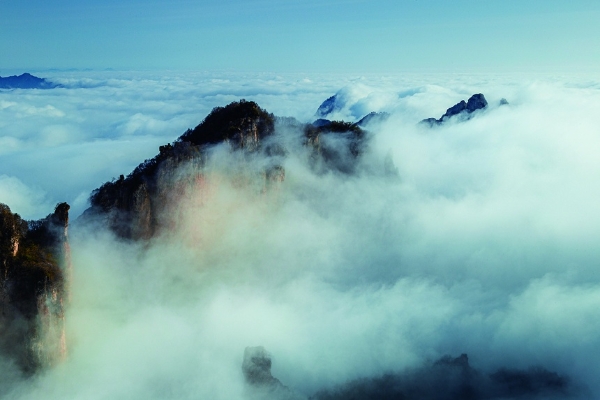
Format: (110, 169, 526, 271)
(0, 73, 60, 89)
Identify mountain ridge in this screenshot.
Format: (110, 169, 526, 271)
(0, 73, 60, 89)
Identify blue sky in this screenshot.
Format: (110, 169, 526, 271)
(2, 0, 600, 72)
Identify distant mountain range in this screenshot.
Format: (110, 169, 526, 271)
(0, 73, 60, 89)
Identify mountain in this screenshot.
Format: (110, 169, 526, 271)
(315, 94, 340, 118)
(0, 73, 60, 89)
(83, 100, 367, 240)
(0, 203, 70, 374)
(0, 96, 580, 399)
(356, 111, 390, 127)
(242, 347, 575, 400)
(312, 353, 573, 400)
(420, 93, 488, 127)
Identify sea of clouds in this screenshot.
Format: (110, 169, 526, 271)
(1, 70, 600, 399)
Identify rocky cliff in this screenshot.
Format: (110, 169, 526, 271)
(0, 203, 70, 374)
(83, 100, 367, 240)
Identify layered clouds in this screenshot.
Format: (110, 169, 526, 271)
(2, 71, 600, 399)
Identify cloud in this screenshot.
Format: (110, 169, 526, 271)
(2, 71, 600, 399)
(0, 175, 52, 220)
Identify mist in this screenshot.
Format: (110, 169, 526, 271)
(1, 71, 600, 399)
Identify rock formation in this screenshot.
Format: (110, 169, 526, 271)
(83, 100, 368, 240)
(82, 100, 276, 240)
(304, 120, 366, 174)
(421, 93, 489, 127)
(0, 202, 70, 374)
(242, 346, 304, 400)
(242, 346, 282, 387)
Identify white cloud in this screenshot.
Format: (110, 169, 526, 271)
(2, 71, 600, 399)
(0, 175, 52, 220)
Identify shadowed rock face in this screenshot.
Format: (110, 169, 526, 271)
(0, 203, 70, 374)
(421, 93, 489, 127)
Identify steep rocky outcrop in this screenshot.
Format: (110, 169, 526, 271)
(84, 100, 367, 240)
(0, 73, 60, 89)
(0, 203, 70, 374)
(242, 346, 304, 400)
(84, 100, 276, 240)
(243, 346, 283, 387)
(421, 93, 488, 127)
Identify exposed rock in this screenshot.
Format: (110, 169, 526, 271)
(242, 346, 304, 400)
(0, 73, 60, 89)
(0, 203, 70, 374)
(421, 93, 489, 127)
(243, 346, 281, 386)
(304, 120, 367, 174)
(83, 100, 368, 239)
(83, 100, 276, 240)
(466, 94, 487, 113)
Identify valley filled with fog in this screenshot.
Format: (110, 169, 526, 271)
(2, 71, 600, 399)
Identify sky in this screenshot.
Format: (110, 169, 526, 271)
(2, 0, 600, 72)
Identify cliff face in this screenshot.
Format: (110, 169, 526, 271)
(85, 100, 276, 240)
(0, 203, 70, 374)
(84, 100, 367, 240)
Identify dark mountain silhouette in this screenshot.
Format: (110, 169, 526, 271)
(312, 353, 577, 400)
(315, 94, 340, 118)
(421, 94, 488, 127)
(0, 73, 60, 89)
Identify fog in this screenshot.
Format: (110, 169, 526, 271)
(1, 71, 600, 399)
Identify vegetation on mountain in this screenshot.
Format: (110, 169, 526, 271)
(180, 99, 275, 147)
(87, 99, 370, 240)
(87, 100, 276, 239)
